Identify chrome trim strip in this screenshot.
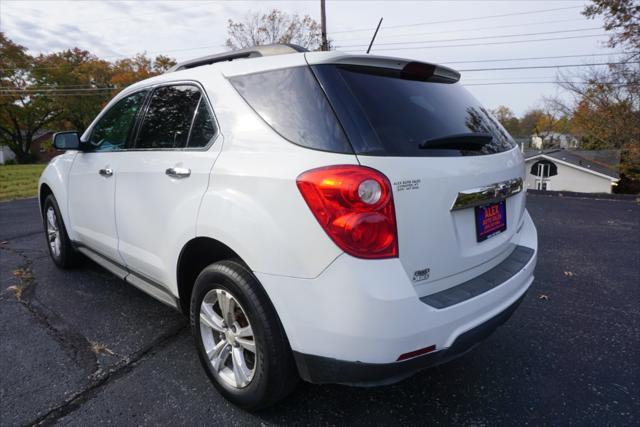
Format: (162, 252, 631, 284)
(75, 245, 180, 311)
(126, 273, 180, 310)
(451, 177, 523, 211)
(77, 247, 128, 279)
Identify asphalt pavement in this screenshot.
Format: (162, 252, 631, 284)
(0, 194, 638, 426)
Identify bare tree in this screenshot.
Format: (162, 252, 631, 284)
(545, 1, 640, 186)
(583, 0, 640, 59)
(225, 9, 325, 51)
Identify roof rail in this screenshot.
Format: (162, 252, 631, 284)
(167, 44, 308, 72)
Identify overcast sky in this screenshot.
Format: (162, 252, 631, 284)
(0, 0, 620, 115)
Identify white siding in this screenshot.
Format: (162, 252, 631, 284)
(525, 158, 615, 193)
(0, 146, 16, 164)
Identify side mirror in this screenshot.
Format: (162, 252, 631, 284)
(52, 131, 81, 150)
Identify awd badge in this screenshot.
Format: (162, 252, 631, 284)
(412, 268, 430, 282)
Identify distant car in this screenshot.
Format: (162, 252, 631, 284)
(39, 44, 537, 409)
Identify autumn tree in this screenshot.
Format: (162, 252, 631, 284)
(226, 9, 324, 51)
(491, 105, 521, 136)
(518, 109, 545, 136)
(550, 0, 640, 186)
(0, 32, 60, 163)
(0, 32, 177, 162)
(153, 55, 177, 73)
(32, 48, 113, 133)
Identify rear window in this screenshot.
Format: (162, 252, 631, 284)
(229, 67, 353, 154)
(312, 65, 516, 157)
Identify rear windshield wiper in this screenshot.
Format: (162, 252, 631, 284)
(419, 132, 493, 150)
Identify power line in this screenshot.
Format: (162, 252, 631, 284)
(333, 17, 588, 43)
(3, 84, 111, 89)
(459, 61, 639, 72)
(0, 41, 228, 71)
(463, 76, 561, 81)
(4, 32, 608, 74)
(3, 75, 607, 91)
(442, 52, 628, 64)
(336, 27, 602, 48)
(1, 49, 621, 75)
(0, 88, 116, 94)
(361, 33, 606, 51)
(2, 62, 635, 93)
(0, 93, 118, 97)
(3, 81, 636, 97)
(465, 81, 639, 86)
(331, 6, 582, 34)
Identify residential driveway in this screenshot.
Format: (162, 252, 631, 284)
(0, 195, 638, 426)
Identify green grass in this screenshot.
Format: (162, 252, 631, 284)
(0, 164, 46, 202)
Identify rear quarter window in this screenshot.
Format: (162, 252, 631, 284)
(229, 67, 353, 154)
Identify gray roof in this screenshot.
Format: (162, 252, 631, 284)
(524, 149, 620, 179)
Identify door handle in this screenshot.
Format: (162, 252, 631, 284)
(98, 168, 113, 177)
(165, 167, 191, 178)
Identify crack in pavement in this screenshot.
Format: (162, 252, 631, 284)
(31, 323, 187, 426)
(0, 230, 45, 242)
(1, 245, 99, 375)
(1, 242, 189, 426)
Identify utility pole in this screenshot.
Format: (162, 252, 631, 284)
(320, 0, 328, 51)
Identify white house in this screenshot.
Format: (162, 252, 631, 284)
(0, 145, 16, 164)
(524, 149, 620, 194)
(530, 133, 579, 150)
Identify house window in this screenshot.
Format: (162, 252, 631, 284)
(532, 159, 555, 191)
(530, 160, 557, 177)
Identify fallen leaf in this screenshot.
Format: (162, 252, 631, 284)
(563, 271, 575, 277)
(91, 342, 115, 356)
(538, 294, 549, 301)
(6, 285, 24, 300)
(12, 268, 33, 281)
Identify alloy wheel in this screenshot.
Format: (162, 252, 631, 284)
(199, 288, 257, 389)
(46, 206, 61, 258)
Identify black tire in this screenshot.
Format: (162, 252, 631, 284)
(190, 260, 298, 410)
(42, 194, 80, 268)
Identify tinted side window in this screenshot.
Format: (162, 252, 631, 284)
(136, 85, 201, 149)
(188, 99, 217, 148)
(229, 67, 352, 154)
(89, 91, 147, 152)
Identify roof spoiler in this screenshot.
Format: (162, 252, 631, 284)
(306, 54, 461, 83)
(167, 44, 308, 72)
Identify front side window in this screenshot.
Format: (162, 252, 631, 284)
(135, 85, 206, 149)
(89, 91, 147, 151)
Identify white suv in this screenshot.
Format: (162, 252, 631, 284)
(40, 44, 537, 409)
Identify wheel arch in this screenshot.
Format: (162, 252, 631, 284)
(39, 183, 53, 216)
(176, 236, 247, 314)
(37, 153, 76, 230)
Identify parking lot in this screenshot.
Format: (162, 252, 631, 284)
(1, 194, 638, 426)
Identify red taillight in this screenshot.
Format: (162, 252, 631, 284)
(296, 165, 398, 259)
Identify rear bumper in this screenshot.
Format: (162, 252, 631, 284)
(293, 291, 525, 385)
(255, 210, 537, 383)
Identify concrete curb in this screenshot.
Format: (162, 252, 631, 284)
(526, 189, 638, 201)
